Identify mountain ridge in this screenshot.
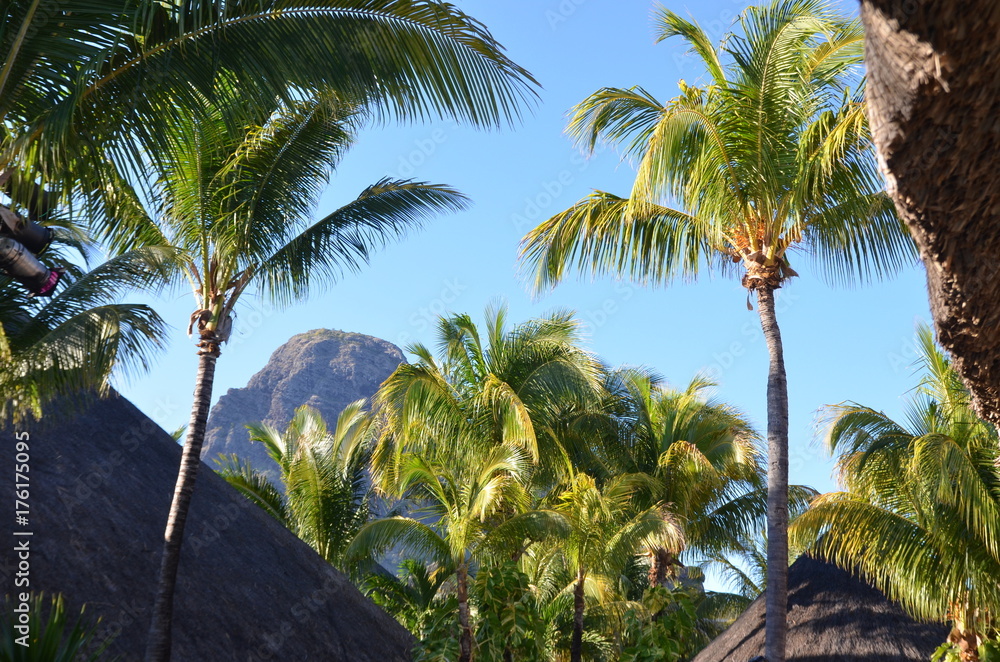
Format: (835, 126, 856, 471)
(201, 329, 405, 478)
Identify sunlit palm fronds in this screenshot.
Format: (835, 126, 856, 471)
(371, 305, 607, 493)
(2, 0, 540, 196)
(0, 246, 174, 423)
(791, 325, 1000, 648)
(219, 403, 373, 566)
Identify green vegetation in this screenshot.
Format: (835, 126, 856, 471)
(5, 0, 997, 660)
(1, 594, 117, 662)
(520, 2, 915, 659)
(0, 247, 171, 422)
(792, 327, 1000, 662)
(218, 403, 373, 566)
(229, 308, 804, 661)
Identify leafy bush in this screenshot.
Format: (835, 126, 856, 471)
(0, 594, 117, 661)
(473, 562, 548, 662)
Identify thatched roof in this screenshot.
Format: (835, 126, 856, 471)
(862, 1, 1000, 427)
(0, 392, 412, 661)
(693, 556, 948, 662)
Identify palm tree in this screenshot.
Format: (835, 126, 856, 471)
(613, 372, 818, 589)
(611, 372, 766, 587)
(858, 1, 1000, 431)
(370, 306, 607, 496)
(1, 244, 172, 423)
(554, 473, 683, 662)
(87, 90, 470, 662)
(346, 443, 562, 662)
(519, 3, 915, 658)
(791, 327, 1000, 662)
(361, 558, 453, 634)
(2, 0, 538, 215)
(217, 403, 372, 567)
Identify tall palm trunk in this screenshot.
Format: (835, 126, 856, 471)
(756, 285, 789, 662)
(458, 561, 473, 662)
(571, 570, 585, 662)
(145, 342, 221, 662)
(648, 547, 678, 588)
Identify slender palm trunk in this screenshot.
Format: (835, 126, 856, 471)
(571, 571, 585, 662)
(458, 561, 473, 662)
(648, 547, 675, 588)
(145, 343, 220, 662)
(757, 286, 789, 662)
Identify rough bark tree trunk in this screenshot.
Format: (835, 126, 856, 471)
(571, 571, 585, 662)
(145, 343, 220, 662)
(950, 626, 982, 662)
(648, 547, 670, 588)
(861, 1, 1000, 428)
(757, 286, 789, 662)
(458, 561, 473, 662)
(647, 547, 682, 590)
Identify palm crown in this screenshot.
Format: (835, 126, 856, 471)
(219, 403, 374, 566)
(522, 0, 913, 291)
(2, 0, 539, 193)
(94, 91, 468, 350)
(371, 306, 607, 493)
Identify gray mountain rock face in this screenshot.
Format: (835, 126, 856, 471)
(202, 329, 405, 478)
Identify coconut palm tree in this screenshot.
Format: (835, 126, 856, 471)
(791, 327, 1000, 662)
(610, 372, 766, 586)
(612, 372, 818, 589)
(859, 2, 1000, 430)
(553, 473, 683, 662)
(346, 442, 563, 662)
(519, 3, 915, 658)
(361, 558, 453, 634)
(370, 306, 607, 495)
(87, 90, 470, 661)
(217, 402, 373, 567)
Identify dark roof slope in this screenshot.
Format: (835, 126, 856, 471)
(1, 392, 412, 661)
(693, 556, 948, 662)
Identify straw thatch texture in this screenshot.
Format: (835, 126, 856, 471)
(692, 556, 947, 662)
(0, 392, 412, 661)
(861, 1, 1000, 427)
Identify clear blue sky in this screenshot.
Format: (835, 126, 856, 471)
(121, 0, 932, 504)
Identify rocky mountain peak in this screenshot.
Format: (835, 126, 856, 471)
(201, 329, 405, 477)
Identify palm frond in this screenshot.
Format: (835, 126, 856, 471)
(257, 178, 468, 305)
(215, 454, 290, 525)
